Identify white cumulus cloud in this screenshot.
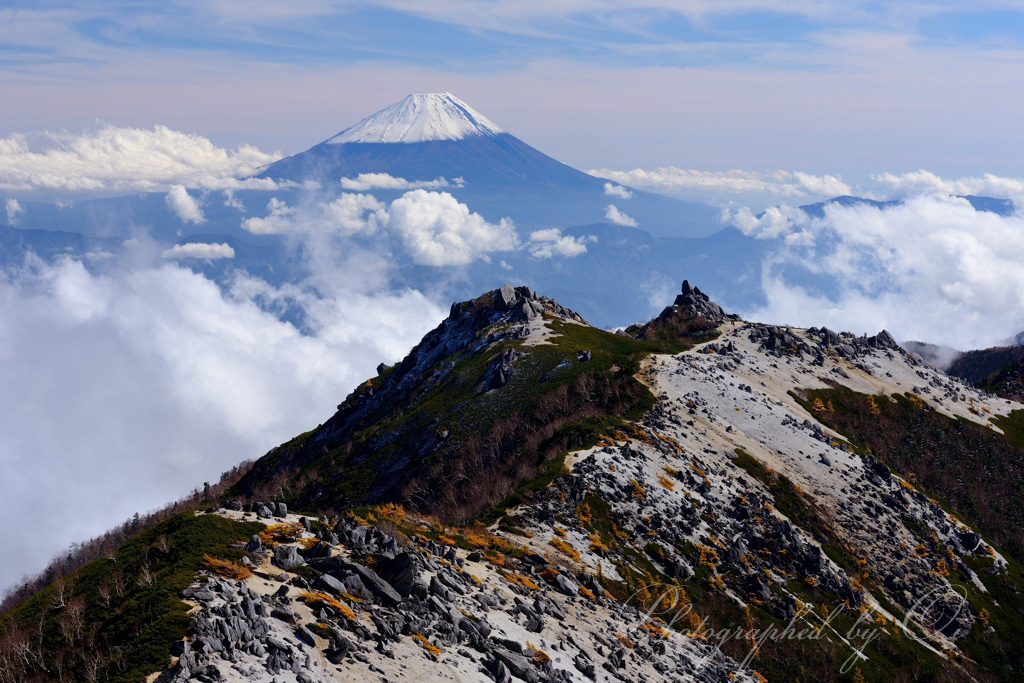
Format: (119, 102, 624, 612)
(165, 185, 205, 224)
(162, 242, 235, 259)
(603, 182, 633, 199)
(242, 197, 297, 235)
(244, 190, 519, 266)
(385, 190, 519, 266)
(719, 204, 812, 241)
(242, 194, 386, 236)
(340, 173, 465, 191)
(5, 198, 24, 225)
(605, 204, 638, 227)
(0, 125, 282, 194)
(741, 194, 1024, 349)
(527, 228, 594, 259)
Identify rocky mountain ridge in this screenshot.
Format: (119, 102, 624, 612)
(5, 280, 1024, 683)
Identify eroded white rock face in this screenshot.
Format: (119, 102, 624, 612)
(161, 508, 759, 683)
(327, 93, 505, 144)
(505, 320, 1010, 664)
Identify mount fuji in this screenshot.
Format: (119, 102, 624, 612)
(260, 93, 718, 238)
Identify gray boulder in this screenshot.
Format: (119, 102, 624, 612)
(294, 625, 317, 647)
(373, 552, 416, 597)
(339, 560, 402, 605)
(494, 649, 539, 683)
(495, 284, 518, 310)
(553, 573, 579, 596)
(245, 534, 263, 552)
(273, 545, 305, 570)
(316, 574, 346, 595)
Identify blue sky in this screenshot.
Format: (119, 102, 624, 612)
(4, 1, 1024, 178)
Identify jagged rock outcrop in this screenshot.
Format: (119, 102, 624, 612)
(192, 283, 1023, 680)
(745, 324, 900, 378)
(631, 280, 730, 342)
(673, 279, 731, 323)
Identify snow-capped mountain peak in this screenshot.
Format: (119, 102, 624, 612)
(327, 92, 505, 144)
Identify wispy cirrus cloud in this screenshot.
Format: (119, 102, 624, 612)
(340, 173, 465, 192)
(592, 167, 852, 201)
(5, 6, 1024, 177)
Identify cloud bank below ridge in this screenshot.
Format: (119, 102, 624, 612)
(0, 247, 446, 593)
(727, 194, 1024, 350)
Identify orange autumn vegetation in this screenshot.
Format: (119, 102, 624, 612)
(258, 522, 304, 548)
(549, 536, 581, 563)
(299, 591, 357, 622)
(202, 554, 253, 580)
(412, 632, 443, 656)
(501, 571, 541, 591)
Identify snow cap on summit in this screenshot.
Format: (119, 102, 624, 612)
(328, 93, 505, 144)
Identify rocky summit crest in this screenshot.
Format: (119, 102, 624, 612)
(233, 284, 617, 522)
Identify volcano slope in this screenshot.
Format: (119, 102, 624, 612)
(4, 282, 1024, 683)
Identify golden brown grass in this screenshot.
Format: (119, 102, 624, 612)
(501, 571, 541, 591)
(629, 478, 648, 500)
(525, 641, 550, 664)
